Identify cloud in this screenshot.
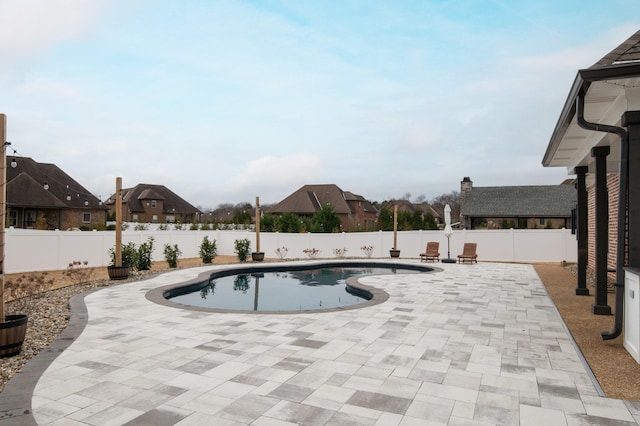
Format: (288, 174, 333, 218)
(208, 154, 325, 203)
(0, 0, 109, 59)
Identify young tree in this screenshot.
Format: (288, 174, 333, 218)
(431, 191, 461, 224)
(377, 206, 394, 231)
(278, 212, 303, 233)
(310, 204, 341, 233)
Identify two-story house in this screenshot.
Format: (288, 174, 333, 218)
(105, 183, 201, 224)
(6, 157, 108, 230)
(269, 184, 378, 231)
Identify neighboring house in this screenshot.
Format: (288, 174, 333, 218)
(268, 184, 378, 231)
(542, 29, 640, 319)
(459, 177, 576, 230)
(6, 157, 108, 230)
(105, 184, 201, 224)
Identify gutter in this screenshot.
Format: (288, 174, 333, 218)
(576, 90, 629, 340)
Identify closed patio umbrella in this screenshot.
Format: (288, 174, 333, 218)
(442, 204, 455, 263)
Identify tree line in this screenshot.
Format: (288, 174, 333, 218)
(199, 191, 461, 233)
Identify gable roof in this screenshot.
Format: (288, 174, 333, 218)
(543, 30, 640, 171)
(6, 157, 106, 210)
(107, 183, 200, 214)
(343, 191, 378, 214)
(269, 184, 360, 215)
(462, 185, 576, 217)
(381, 200, 441, 219)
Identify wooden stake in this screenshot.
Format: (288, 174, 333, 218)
(255, 196, 260, 253)
(115, 177, 122, 267)
(0, 114, 6, 321)
(393, 205, 398, 250)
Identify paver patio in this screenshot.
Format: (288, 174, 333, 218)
(2, 260, 640, 425)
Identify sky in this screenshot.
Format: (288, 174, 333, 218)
(1, 0, 639, 209)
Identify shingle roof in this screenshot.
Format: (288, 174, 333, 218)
(462, 185, 576, 217)
(108, 183, 200, 214)
(269, 184, 355, 215)
(592, 29, 640, 67)
(6, 157, 106, 210)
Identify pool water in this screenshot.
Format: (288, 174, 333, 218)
(168, 267, 420, 312)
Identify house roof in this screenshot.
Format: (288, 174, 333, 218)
(269, 184, 366, 215)
(543, 30, 640, 173)
(461, 185, 576, 217)
(107, 183, 200, 214)
(380, 200, 441, 219)
(6, 157, 106, 210)
(343, 191, 378, 214)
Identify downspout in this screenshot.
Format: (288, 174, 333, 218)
(575, 90, 629, 340)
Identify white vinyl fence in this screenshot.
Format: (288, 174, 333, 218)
(3, 227, 577, 274)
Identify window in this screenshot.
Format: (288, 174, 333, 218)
(83, 213, 91, 223)
(152, 215, 158, 223)
(8, 210, 17, 227)
(539, 218, 546, 226)
(151, 200, 157, 208)
(132, 214, 138, 222)
(166, 215, 175, 223)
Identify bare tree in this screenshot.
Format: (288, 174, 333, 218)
(431, 191, 461, 224)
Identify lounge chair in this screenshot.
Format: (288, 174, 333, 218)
(419, 242, 440, 262)
(457, 243, 478, 263)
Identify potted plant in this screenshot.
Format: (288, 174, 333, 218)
(1, 272, 54, 357)
(107, 242, 135, 280)
(252, 196, 264, 262)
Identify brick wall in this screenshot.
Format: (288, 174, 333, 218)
(587, 172, 619, 281)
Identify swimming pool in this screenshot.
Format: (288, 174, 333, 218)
(158, 262, 434, 313)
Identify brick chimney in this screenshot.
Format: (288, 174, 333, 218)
(459, 177, 472, 227)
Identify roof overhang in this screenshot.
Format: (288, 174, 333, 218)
(542, 62, 640, 178)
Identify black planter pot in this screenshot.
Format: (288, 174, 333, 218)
(107, 265, 131, 280)
(0, 314, 28, 358)
(251, 252, 265, 262)
(389, 249, 400, 258)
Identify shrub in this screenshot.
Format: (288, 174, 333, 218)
(303, 248, 321, 259)
(134, 223, 148, 231)
(5, 272, 55, 315)
(360, 245, 374, 258)
(333, 248, 347, 258)
(109, 242, 137, 267)
(136, 237, 155, 270)
(163, 244, 182, 268)
(63, 260, 94, 285)
(199, 236, 217, 264)
(274, 246, 288, 260)
(234, 238, 251, 262)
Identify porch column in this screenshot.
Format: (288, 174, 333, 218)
(575, 166, 589, 295)
(622, 111, 640, 267)
(591, 146, 612, 315)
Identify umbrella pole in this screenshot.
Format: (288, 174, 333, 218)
(443, 236, 455, 263)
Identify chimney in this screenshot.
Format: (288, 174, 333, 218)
(459, 177, 473, 227)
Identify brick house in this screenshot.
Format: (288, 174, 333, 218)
(268, 184, 378, 231)
(543, 29, 640, 326)
(459, 177, 576, 230)
(105, 183, 201, 224)
(6, 157, 108, 230)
